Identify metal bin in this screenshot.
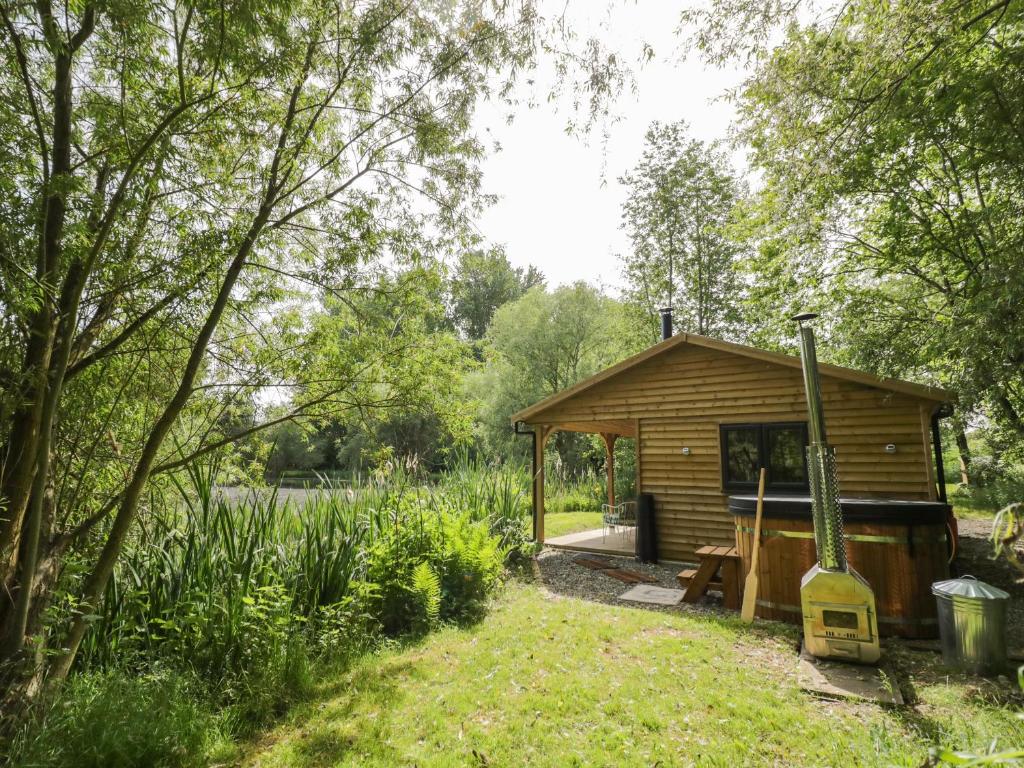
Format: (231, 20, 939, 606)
(932, 575, 1009, 675)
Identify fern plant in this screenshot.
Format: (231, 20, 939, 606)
(437, 512, 506, 622)
(410, 561, 442, 632)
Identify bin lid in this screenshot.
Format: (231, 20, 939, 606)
(931, 575, 1009, 600)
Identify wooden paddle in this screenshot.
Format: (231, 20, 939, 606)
(740, 467, 768, 623)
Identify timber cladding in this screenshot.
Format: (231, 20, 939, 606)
(519, 340, 946, 563)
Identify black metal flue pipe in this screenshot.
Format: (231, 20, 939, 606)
(659, 307, 673, 341)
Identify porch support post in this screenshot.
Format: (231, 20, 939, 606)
(601, 432, 618, 509)
(535, 425, 553, 543)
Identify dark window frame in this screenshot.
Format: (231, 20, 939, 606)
(719, 421, 810, 492)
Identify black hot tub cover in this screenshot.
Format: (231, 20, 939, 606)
(727, 494, 951, 525)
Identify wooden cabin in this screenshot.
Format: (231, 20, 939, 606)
(511, 332, 952, 564)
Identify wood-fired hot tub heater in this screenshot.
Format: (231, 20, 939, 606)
(794, 314, 881, 664)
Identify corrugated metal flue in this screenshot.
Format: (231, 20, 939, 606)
(797, 322, 848, 573)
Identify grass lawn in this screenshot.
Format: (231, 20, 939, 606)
(539, 510, 603, 538)
(242, 580, 1023, 767)
(947, 483, 1005, 520)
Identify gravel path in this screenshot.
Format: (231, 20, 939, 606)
(534, 517, 1024, 645)
(532, 548, 734, 621)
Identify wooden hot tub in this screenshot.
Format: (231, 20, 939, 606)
(730, 495, 953, 638)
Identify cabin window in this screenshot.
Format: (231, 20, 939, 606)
(720, 422, 809, 491)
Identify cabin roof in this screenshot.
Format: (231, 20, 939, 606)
(510, 331, 951, 424)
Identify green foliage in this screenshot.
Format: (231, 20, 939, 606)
(436, 455, 531, 555)
(262, 421, 332, 480)
(435, 512, 505, 623)
(991, 503, 1024, 580)
(544, 469, 604, 514)
(5, 669, 222, 768)
(952, 471, 1024, 517)
(74, 483, 367, 731)
(4, 0, 610, 684)
(65, 458, 516, 719)
(711, 0, 1024, 453)
(471, 283, 642, 463)
(363, 502, 441, 635)
(541, 441, 637, 514)
(447, 248, 545, 342)
(362, 490, 510, 634)
(5, 460, 525, 763)
(411, 562, 443, 632)
(620, 121, 746, 340)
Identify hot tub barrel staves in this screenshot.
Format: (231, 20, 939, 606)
(731, 495, 951, 638)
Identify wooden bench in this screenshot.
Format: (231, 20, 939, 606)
(677, 545, 742, 609)
(676, 568, 723, 591)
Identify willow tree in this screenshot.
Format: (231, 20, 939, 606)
(471, 282, 639, 468)
(619, 121, 744, 341)
(447, 248, 545, 342)
(0, 0, 621, 693)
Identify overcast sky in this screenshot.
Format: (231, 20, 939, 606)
(473, 3, 748, 294)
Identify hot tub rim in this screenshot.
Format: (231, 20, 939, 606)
(727, 494, 951, 525)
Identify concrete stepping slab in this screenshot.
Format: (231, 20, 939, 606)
(619, 585, 685, 605)
(798, 643, 904, 706)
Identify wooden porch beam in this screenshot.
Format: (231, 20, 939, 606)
(535, 420, 636, 438)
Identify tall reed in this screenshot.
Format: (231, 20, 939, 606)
(77, 456, 531, 679)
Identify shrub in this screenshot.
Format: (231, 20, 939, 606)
(362, 499, 507, 634)
(363, 503, 439, 635)
(952, 463, 1024, 514)
(436, 456, 531, 555)
(411, 562, 443, 631)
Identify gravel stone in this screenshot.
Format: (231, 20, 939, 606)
(534, 518, 1024, 644)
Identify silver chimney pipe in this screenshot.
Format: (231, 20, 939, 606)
(794, 313, 847, 573)
(794, 312, 880, 664)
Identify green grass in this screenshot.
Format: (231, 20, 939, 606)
(947, 483, 1012, 520)
(241, 581, 1024, 767)
(949, 482, 993, 520)
(5, 669, 232, 768)
(540, 511, 603, 538)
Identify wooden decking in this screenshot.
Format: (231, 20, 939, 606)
(545, 528, 634, 557)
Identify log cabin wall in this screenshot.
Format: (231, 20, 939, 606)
(526, 342, 940, 562)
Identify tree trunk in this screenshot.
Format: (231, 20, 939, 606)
(0, 330, 53, 583)
(45, 205, 273, 686)
(955, 424, 972, 486)
(1, 18, 96, 663)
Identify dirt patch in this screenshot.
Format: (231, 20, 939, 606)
(530, 548, 775, 637)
